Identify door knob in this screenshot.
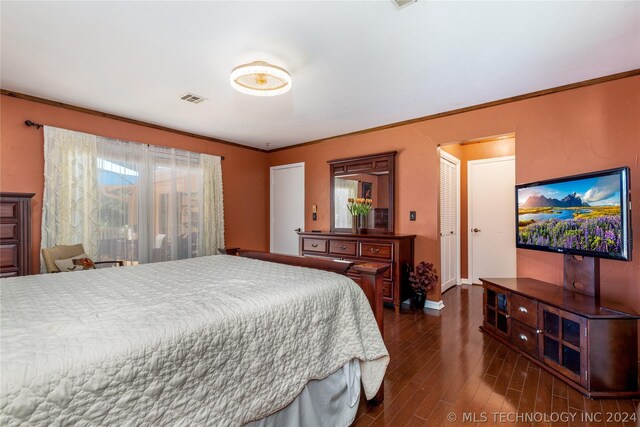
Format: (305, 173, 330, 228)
(472, 228, 482, 233)
(294, 228, 301, 232)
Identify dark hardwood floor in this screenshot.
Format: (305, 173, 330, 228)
(354, 285, 639, 426)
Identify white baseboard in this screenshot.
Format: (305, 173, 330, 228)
(460, 278, 472, 285)
(424, 299, 445, 310)
(401, 298, 445, 311)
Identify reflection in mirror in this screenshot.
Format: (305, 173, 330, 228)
(334, 172, 390, 230)
(334, 177, 358, 228)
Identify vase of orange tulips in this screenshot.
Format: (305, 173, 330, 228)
(347, 197, 373, 234)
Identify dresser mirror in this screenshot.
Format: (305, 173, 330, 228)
(328, 152, 395, 234)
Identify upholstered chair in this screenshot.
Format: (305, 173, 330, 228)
(41, 244, 124, 273)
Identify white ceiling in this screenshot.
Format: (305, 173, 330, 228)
(2, 1, 639, 150)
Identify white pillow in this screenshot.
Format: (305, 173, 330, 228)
(54, 253, 91, 272)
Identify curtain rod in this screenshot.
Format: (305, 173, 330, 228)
(24, 120, 225, 160)
(25, 120, 43, 129)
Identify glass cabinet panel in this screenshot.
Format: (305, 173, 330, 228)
(487, 309, 496, 325)
(484, 286, 509, 336)
(543, 311, 559, 337)
(543, 336, 560, 363)
(497, 294, 507, 312)
(563, 346, 581, 375)
(497, 314, 508, 334)
(539, 304, 586, 387)
(487, 289, 496, 307)
(562, 318, 580, 347)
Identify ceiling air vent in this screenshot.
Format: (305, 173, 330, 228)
(179, 93, 208, 104)
(393, 0, 416, 8)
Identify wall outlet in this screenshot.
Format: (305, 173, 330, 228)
(409, 211, 416, 221)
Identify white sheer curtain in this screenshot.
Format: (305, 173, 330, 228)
(334, 178, 359, 229)
(201, 154, 225, 255)
(42, 126, 224, 270)
(41, 127, 100, 270)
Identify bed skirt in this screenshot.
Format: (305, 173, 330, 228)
(247, 359, 361, 427)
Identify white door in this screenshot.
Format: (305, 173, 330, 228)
(440, 151, 459, 293)
(270, 163, 305, 255)
(468, 156, 516, 283)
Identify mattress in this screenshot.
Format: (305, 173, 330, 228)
(0, 255, 388, 426)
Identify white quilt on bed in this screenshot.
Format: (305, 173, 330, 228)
(0, 255, 388, 426)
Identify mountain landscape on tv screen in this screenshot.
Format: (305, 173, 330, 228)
(519, 192, 589, 208)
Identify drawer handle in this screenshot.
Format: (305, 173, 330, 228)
(536, 330, 541, 334)
(311, 243, 318, 248)
(518, 306, 528, 314)
(519, 334, 528, 342)
(339, 245, 347, 250)
(370, 248, 380, 254)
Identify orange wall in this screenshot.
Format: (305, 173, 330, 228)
(267, 76, 640, 309)
(0, 95, 269, 273)
(3, 76, 638, 311)
(442, 137, 516, 279)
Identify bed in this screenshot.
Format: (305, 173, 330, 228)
(0, 253, 389, 426)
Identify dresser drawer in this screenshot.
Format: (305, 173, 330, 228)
(510, 320, 539, 358)
(510, 293, 538, 328)
(382, 280, 392, 298)
(0, 223, 18, 241)
(302, 238, 328, 253)
(329, 240, 357, 256)
(0, 202, 18, 220)
(0, 243, 19, 269)
(360, 242, 392, 260)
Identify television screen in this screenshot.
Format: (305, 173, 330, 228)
(516, 167, 631, 261)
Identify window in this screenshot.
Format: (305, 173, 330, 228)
(334, 178, 359, 228)
(41, 126, 224, 270)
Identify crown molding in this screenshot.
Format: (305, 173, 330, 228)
(268, 68, 640, 153)
(4, 68, 638, 154)
(0, 89, 267, 153)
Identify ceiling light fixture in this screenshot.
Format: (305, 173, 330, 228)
(230, 61, 292, 96)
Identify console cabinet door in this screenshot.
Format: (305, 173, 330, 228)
(538, 304, 588, 387)
(483, 284, 510, 337)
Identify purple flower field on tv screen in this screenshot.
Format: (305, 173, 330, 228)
(518, 215, 621, 254)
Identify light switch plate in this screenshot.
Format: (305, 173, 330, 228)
(410, 211, 416, 221)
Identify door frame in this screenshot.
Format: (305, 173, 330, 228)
(467, 155, 515, 284)
(270, 162, 305, 254)
(439, 149, 461, 292)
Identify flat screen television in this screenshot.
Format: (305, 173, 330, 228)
(516, 167, 632, 261)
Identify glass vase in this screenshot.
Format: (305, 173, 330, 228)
(357, 214, 367, 234)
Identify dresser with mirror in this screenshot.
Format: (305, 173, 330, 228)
(298, 152, 415, 313)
